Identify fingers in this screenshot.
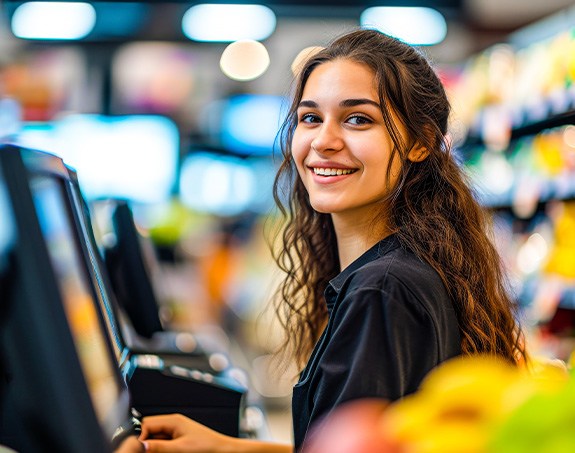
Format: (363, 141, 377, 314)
(139, 414, 186, 440)
(138, 414, 229, 453)
(141, 439, 178, 453)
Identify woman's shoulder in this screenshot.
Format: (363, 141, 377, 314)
(342, 245, 453, 320)
(357, 243, 442, 290)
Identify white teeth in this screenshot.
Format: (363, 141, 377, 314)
(313, 168, 355, 176)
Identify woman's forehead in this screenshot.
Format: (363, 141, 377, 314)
(301, 60, 378, 100)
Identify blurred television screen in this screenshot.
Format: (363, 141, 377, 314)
(219, 94, 287, 157)
(179, 151, 276, 216)
(15, 114, 179, 204)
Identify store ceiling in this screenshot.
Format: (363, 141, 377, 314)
(2, 0, 573, 38)
(2, 0, 573, 60)
(1, 0, 573, 125)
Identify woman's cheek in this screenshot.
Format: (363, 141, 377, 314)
(291, 137, 309, 177)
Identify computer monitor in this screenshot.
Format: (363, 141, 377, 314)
(63, 165, 247, 438)
(65, 169, 129, 366)
(0, 144, 136, 452)
(105, 200, 165, 338)
(0, 159, 16, 419)
(64, 170, 209, 364)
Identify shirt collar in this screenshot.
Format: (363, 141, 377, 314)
(328, 233, 401, 294)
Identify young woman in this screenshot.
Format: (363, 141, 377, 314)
(132, 28, 527, 453)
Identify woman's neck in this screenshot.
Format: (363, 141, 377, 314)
(332, 213, 390, 271)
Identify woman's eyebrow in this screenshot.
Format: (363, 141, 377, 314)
(298, 100, 318, 109)
(339, 98, 381, 108)
(297, 98, 381, 109)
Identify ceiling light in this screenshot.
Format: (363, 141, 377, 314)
(360, 7, 447, 46)
(291, 46, 324, 76)
(220, 40, 270, 81)
(11, 2, 96, 40)
(182, 4, 276, 42)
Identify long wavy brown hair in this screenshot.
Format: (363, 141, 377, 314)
(269, 28, 527, 371)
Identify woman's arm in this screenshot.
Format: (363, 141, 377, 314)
(140, 414, 293, 453)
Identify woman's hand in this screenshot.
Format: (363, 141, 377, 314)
(139, 413, 235, 453)
(114, 436, 145, 453)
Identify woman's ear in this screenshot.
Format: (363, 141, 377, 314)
(407, 144, 429, 162)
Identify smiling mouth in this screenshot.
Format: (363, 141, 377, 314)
(312, 167, 357, 176)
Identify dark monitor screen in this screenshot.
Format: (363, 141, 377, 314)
(0, 165, 15, 280)
(0, 164, 16, 413)
(30, 174, 124, 428)
(0, 145, 132, 452)
(65, 172, 128, 365)
(107, 200, 164, 338)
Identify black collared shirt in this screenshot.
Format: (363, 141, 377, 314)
(292, 234, 461, 451)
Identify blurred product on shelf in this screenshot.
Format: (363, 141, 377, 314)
(448, 21, 575, 149)
(464, 125, 575, 212)
(450, 10, 575, 367)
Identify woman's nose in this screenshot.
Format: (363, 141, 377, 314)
(310, 121, 344, 153)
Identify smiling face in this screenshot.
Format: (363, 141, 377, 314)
(292, 58, 406, 226)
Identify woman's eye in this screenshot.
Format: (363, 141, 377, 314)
(347, 115, 371, 125)
(299, 113, 321, 124)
